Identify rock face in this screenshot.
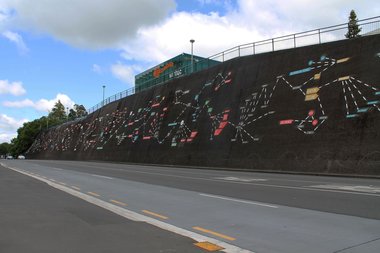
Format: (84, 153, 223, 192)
(28, 35, 380, 176)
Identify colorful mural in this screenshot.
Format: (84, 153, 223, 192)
(26, 35, 380, 175)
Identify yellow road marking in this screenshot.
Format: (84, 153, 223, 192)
(142, 210, 169, 220)
(88, 191, 100, 197)
(71, 186, 81, 190)
(194, 242, 224, 251)
(110, 199, 127, 206)
(192, 226, 236, 241)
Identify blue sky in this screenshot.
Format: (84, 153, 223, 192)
(0, 0, 378, 142)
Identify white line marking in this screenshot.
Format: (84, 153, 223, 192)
(200, 193, 278, 208)
(215, 176, 267, 182)
(14, 162, 380, 197)
(310, 184, 380, 193)
(81, 168, 380, 197)
(3, 164, 253, 253)
(51, 167, 63, 171)
(92, 174, 113, 180)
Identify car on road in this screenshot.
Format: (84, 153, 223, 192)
(17, 155, 26, 159)
(6, 155, 14, 159)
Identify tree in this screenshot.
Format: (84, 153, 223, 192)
(74, 104, 88, 118)
(7, 118, 44, 156)
(0, 142, 12, 156)
(6, 100, 88, 157)
(49, 100, 66, 121)
(68, 108, 77, 120)
(67, 104, 87, 120)
(345, 10, 361, 39)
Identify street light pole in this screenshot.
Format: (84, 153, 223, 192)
(190, 39, 195, 73)
(102, 85, 106, 106)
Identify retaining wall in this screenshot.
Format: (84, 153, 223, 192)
(27, 35, 380, 175)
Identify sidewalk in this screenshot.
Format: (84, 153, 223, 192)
(0, 165, 203, 253)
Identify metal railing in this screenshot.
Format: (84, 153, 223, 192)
(88, 16, 380, 114)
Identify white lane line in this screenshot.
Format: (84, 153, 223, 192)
(51, 167, 63, 171)
(200, 193, 278, 209)
(2, 162, 380, 197)
(107, 168, 380, 197)
(310, 184, 380, 193)
(3, 164, 253, 253)
(92, 174, 114, 180)
(214, 176, 267, 182)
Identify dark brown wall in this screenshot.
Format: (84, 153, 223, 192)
(27, 35, 380, 175)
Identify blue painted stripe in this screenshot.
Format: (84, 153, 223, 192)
(375, 91, 380, 96)
(357, 108, 370, 113)
(367, 100, 379, 105)
(289, 67, 312, 76)
(346, 114, 359, 118)
(168, 123, 177, 127)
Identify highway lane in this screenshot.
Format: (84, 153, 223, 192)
(2, 160, 380, 253)
(0, 165, 205, 253)
(13, 159, 380, 219)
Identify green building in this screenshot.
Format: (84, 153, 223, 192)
(135, 53, 219, 92)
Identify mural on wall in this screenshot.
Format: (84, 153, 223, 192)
(27, 52, 380, 154)
(276, 55, 379, 133)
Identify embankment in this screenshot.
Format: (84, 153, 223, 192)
(27, 35, 380, 176)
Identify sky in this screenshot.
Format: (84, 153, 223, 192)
(0, 0, 378, 143)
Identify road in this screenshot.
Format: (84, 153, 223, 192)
(1, 160, 380, 253)
(0, 164, 203, 253)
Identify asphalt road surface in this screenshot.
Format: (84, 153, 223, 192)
(1, 160, 380, 253)
(0, 163, 205, 253)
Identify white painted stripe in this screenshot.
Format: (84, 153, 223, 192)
(310, 184, 380, 194)
(3, 164, 253, 253)
(51, 167, 63, 171)
(200, 193, 278, 209)
(92, 174, 113, 180)
(214, 176, 267, 182)
(100, 169, 380, 197)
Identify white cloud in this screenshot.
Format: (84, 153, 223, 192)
(231, 0, 380, 34)
(111, 62, 143, 85)
(0, 114, 28, 131)
(121, 11, 263, 64)
(0, 133, 17, 143)
(2, 0, 175, 49)
(2, 30, 28, 53)
(121, 0, 379, 64)
(0, 114, 28, 143)
(0, 80, 26, 96)
(92, 64, 102, 74)
(3, 93, 75, 112)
